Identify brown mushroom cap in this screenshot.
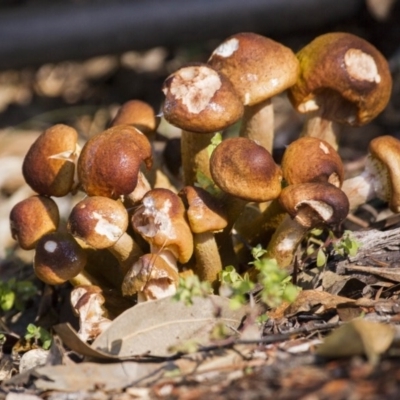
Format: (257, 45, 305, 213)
(110, 99, 157, 137)
(279, 182, 349, 229)
(132, 188, 194, 264)
(208, 32, 300, 106)
(210, 137, 282, 202)
(162, 63, 243, 133)
(34, 231, 87, 285)
(179, 186, 228, 233)
(67, 196, 129, 249)
(369, 135, 400, 213)
(122, 253, 179, 298)
(281, 137, 344, 187)
(9, 195, 59, 250)
(77, 125, 152, 198)
(288, 32, 392, 125)
(22, 124, 78, 197)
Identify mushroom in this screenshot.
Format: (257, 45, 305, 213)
(179, 186, 228, 284)
(121, 253, 179, 301)
(208, 32, 299, 153)
(77, 125, 152, 200)
(9, 195, 60, 250)
(162, 63, 243, 186)
(265, 182, 349, 269)
(34, 231, 89, 285)
(281, 137, 344, 187)
(209, 137, 282, 266)
(341, 135, 400, 213)
(239, 136, 345, 252)
(110, 99, 157, 140)
(70, 285, 112, 342)
(125, 188, 194, 299)
(22, 124, 79, 196)
(288, 32, 392, 149)
(67, 196, 143, 274)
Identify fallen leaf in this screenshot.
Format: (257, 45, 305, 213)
(92, 295, 247, 357)
(33, 361, 163, 392)
(284, 290, 354, 317)
(316, 319, 395, 365)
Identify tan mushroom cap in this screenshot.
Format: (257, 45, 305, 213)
(208, 32, 300, 106)
(288, 32, 392, 125)
(22, 124, 78, 197)
(369, 135, 400, 213)
(34, 231, 87, 285)
(10, 195, 59, 250)
(67, 196, 129, 249)
(210, 137, 282, 202)
(110, 99, 157, 137)
(122, 253, 179, 298)
(279, 182, 349, 229)
(78, 125, 152, 198)
(179, 186, 228, 233)
(162, 63, 243, 133)
(281, 137, 344, 187)
(132, 188, 194, 264)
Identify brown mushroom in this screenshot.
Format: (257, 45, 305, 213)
(265, 182, 349, 268)
(162, 63, 243, 186)
(77, 125, 152, 199)
(208, 32, 299, 152)
(34, 231, 88, 285)
(67, 196, 143, 274)
(288, 32, 392, 149)
(22, 124, 79, 196)
(341, 135, 400, 213)
(9, 195, 59, 250)
(179, 186, 228, 284)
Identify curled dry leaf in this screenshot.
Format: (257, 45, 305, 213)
(316, 319, 395, 365)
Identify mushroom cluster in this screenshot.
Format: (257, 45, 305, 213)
(9, 31, 394, 323)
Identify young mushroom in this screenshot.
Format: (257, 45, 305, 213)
(77, 125, 152, 200)
(179, 186, 228, 284)
(34, 231, 89, 286)
(67, 196, 143, 274)
(9, 195, 60, 250)
(110, 99, 157, 140)
(265, 182, 349, 269)
(208, 32, 299, 152)
(22, 124, 79, 196)
(162, 63, 243, 186)
(121, 253, 180, 302)
(288, 32, 392, 149)
(341, 135, 400, 213)
(124, 188, 194, 299)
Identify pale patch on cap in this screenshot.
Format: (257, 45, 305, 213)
(211, 38, 239, 58)
(345, 49, 381, 83)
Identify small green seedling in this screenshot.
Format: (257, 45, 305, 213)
(24, 324, 52, 350)
(173, 275, 213, 306)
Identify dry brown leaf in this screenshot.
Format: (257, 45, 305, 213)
(316, 319, 395, 365)
(284, 290, 354, 317)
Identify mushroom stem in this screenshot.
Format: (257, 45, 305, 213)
(109, 233, 143, 275)
(240, 98, 274, 152)
(341, 154, 389, 212)
(299, 110, 342, 150)
(192, 231, 223, 283)
(264, 214, 308, 269)
(181, 130, 214, 186)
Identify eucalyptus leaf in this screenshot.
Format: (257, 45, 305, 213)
(92, 295, 247, 357)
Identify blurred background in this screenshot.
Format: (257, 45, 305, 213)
(1, 0, 400, 268)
